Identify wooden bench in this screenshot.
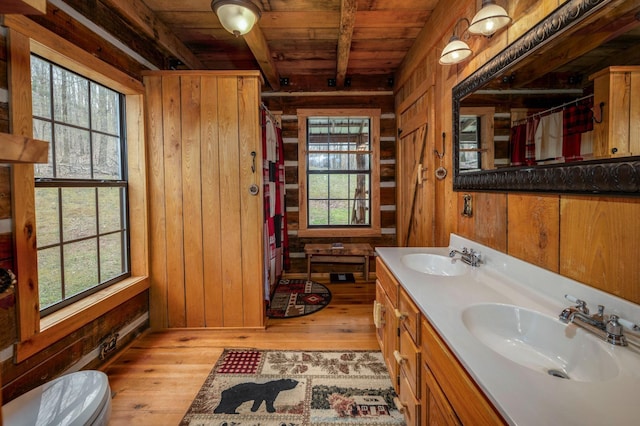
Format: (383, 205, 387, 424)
(304, 243, 375, 281)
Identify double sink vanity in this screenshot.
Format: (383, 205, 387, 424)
(374, 234, 640, 425)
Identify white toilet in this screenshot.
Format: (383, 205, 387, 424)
(3, 370, 111, 426)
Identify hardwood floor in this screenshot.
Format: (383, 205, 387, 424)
(102, 281, 378, 425)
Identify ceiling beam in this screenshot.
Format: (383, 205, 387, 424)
(336, 0, 357, 87)
(244, 24, 281, 91)
(101, 0, 204, 70)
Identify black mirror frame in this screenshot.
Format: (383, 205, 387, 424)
(453, 0, 640, 195)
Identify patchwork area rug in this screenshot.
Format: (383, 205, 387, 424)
(267, 279, 332, 318)
(180, 349, 405, 426)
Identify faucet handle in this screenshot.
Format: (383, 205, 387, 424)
(618, 317, 640, 332)
(564, 294, 589, 314)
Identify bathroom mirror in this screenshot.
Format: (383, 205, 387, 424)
(453, 0, 640, 194)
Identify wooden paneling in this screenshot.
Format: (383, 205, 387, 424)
(560, 196, 640, 304)
(456, 192, 507, 253)
(200, 76, 224, 327)
(162, 74, 186, 328)
(145, 74, 169, 330)
(181, 75, 205, 327)
(238, 76, 264, 327)
(507, 194, 560, 272)
(145, 71, 265, 329)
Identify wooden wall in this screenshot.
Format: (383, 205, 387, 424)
(262, 93, 397, 277)
(395, 0, 640, 305)
(145, 71, 265, 329)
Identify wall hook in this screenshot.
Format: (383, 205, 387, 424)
(593, 102, 605, 124)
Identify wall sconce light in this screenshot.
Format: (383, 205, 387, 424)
(439, 18, 472, 65)
(211, 0, 261, 37)
(468, 0, 511, 37)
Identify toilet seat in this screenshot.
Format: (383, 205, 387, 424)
(3, 370, 111, 426)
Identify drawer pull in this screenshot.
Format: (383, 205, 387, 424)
(373, 301, 386, 328)
(393, 350, 406, 365)
(394, 308, 407, 321)
(393, 397, 406, 413)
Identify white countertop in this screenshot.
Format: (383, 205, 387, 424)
(376, 234, 640, 426)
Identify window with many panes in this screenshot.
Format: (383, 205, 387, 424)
(297, 109, 380, 237)
(31, 55, 129, 316)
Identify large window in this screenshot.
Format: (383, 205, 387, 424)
(297, 109, 380, 237)
(31, 55, 129, 316)
(307, 116, 371, 226)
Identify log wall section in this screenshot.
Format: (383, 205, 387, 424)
(395, 0, 640, 304)
(262, 94, 397, 277)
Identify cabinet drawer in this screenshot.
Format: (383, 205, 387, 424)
(421, 318, 505, 425)
(397, 327, 420, 398)
(376, 257, 398, 306)
(396, 368, 421, 426)
(399, 288, 420, 343)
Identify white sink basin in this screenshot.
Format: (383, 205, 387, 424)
(461, 303, 619, 382)
(401, 253, 467, 276)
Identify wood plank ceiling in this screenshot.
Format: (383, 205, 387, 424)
(52, 0, 440, 92)
(146, 0, 439, 91)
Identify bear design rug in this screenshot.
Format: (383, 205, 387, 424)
(180, 349, 406, 426)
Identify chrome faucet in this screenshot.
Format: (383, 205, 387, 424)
(559, 295, 627, 346)
(449, 247, 482, 267)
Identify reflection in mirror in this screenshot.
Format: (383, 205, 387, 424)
(459, 115, 481, 172)
(453, 0, 640, 194)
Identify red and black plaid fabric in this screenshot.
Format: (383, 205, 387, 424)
(216, 350, 262, 374)
(562, 101, 593, 161)
(563, 102, 593, 136)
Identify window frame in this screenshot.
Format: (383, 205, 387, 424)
(5, 16, 149, 362)
(32, 56, 131, 315)
(297, 108, 381, 237)
(459, 107, 496, 172)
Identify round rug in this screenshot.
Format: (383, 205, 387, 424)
(267, 279, 332, 318)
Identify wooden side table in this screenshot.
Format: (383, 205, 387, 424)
(304, 243, 375, 281)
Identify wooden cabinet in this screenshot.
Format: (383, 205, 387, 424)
(375, 257, 422, 425)
(590, 66, 640, 158)
(144, 71, 265, 329)
(375, 257, 505, 426)
(422, 362, 461, 425)
(395, 287, 422, 425)
(421, 315, 505, 425)
(374, 258, 398, 388)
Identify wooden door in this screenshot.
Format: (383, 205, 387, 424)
(396, 84, 435, 246)
(145, 71, 265, 329)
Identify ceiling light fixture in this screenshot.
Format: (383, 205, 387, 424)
(211, 0, 261, 37)
(439, 18, 473, 65)
(468, 0, 512, 37)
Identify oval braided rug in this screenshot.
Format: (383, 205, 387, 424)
(267, 279, 332, 318)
